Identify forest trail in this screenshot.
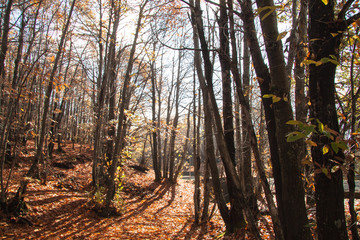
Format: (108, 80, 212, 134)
(0, 142, 226, 239)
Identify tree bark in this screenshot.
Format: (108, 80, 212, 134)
(308, 1, 351, 238)
(236, 0, 286, 230)
(252, 0, 311, 238)
(217, 0, 245, 233)
(104, 0, 148, 215)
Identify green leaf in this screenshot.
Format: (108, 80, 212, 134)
(315, 60, 323, 66)
(320, 57, 340, 65)
(337, 141, 348, 150)
(317, 121, 324, 133)
(331, 142, 339, 154)
(328, 59, 340, 65)
(303, 125, 316, 136)
(286, 131, 306, 142)
(286, 120, 303, 125)
(301, 59, 318, 66)
(320, 57, 330, 63)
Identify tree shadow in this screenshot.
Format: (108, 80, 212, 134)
(121, 180, 176, 220)
(180, 221, 210, 240)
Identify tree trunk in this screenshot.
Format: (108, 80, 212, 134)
(168, 50, 182, 183)
(0, 0, 14, 80)
(151, 42, 161, 182)
(240, 36, 258, 215)
(217, 1, 245, 233)
(191, 1, 261, 238)
(104, 0, 148, 215)
(253, 0, 311, 238)
(193, 72, 201, 224)
(28, 0, 76, 178)
(236, 0, 286, 230)
(308, 1, 350, 239)
(348, 30, 360, 240)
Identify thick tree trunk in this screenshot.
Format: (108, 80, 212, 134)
(348, 31, 360, 240)
(308, 1, 348, 239)
(251, 0, 311, 238)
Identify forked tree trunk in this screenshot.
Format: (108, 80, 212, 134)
(217, 1, 246, 233)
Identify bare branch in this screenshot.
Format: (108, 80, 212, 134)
(338, 0, 355, 20)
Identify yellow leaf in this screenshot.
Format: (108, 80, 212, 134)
(322, 145, 329, 154)
(321, 0, 328, 5)
(277, 31, 288, 41)
(272, 96, 281, 103)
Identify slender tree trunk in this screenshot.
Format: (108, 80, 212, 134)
(28, 0, 76, 178)
(168, 50, 182, 183)
(241, 37, 258, 215)
(151, 42, 161, 182)
(227, 2, 284, 239)
(190, 4, 230, 228)
(236, 0, 286, 231)
(174, 107, 191, 182)
(217, 1, 246, 233)
(193, 71, 201, 225)
(104, 0, 148, 215)
(191, 1, 261, 238)
(0, 0, 13, 80)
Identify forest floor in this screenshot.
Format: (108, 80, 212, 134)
(1, 142, 359, 239)
(0, 142, 232, 239)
